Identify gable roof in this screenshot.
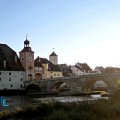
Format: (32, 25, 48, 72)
(75, 62, 92, 72)
(34, 56, 44, 67)
(0, 44, 25, 71)
(59, 64, 72, 72)
(41, 58, 61, 71)
(94, 66, 105, 73)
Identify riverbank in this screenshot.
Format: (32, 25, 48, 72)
(0, 96, 119, 120)
(0, 89, 119, 120)
(0, 90, 27, 96)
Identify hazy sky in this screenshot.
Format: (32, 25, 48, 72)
(1, 0, 120, 69)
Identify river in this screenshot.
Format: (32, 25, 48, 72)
(0, 94, 108, 112)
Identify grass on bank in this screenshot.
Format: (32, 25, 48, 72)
(1, 89, 120, 120)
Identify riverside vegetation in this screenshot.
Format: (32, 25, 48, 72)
(0, 89, 120, 120)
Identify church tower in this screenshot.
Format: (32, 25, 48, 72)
(49, 50, 58, 65)
(19, 36, 34, 80)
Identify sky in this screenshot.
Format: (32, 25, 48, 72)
(1, 0, 120, 69)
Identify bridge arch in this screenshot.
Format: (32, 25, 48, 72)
(26, 84, 41, 92)
(50, 81, 71, 92)
(84, 79, 108, 92)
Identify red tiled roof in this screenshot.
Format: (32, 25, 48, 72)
(19, 47, 34, 53)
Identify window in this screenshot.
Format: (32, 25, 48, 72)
(21, 85, 23, 88)
(11, 85, 13, 87)
(58, 74, 59, 76)
(9, 78, 11, 81)
(29, 56, 32, 61)
(35, 67, 38, 71)
(20, 78, 22, 81)
(21, 57, 24, 61)
(0, 78, 1, 81)
(54, 74, 56, 76)
(0, 72, 1, 75)
(39, 68, 42, 71)
(9, 73, 11, 75)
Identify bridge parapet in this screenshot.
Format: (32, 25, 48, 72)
(24, 73, 120, 92)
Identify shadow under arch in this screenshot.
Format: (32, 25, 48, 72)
(26, 84, 41, 92)
(50, 81, 71, 92)
(85, 79, 108, 92)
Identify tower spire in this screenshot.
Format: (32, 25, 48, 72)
(26, 33, 28, 40)
(24, 33, 30, 47)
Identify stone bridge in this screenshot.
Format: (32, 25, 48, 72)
(24, 73, 120, 93)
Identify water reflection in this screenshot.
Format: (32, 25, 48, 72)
(0, 95, 108, 111)
(31, 94, 108, 104)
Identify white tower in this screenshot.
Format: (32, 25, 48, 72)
(49, 50, 58, 65)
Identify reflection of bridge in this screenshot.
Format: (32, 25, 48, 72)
(24, 73, 120, 93)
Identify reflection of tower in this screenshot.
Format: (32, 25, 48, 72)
(49, 49, 58, 65)
(19, 36, 34, 80)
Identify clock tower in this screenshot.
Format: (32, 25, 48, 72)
(19, 36, 34, 80)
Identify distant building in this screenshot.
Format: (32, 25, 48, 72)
(19, 37, 34, 80)
(94, 66, 105, 74)
(19, 38, 63, 80)
(0, 44, 25, 90)
(59, 64, 73, 77)
(49, 51, 58, 65)
(104, 67, 120, 74)
(70, 62, 93, 76)
(34, 56, 44, 80)
(41, 58, 63, 79)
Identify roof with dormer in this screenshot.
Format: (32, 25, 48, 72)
(41, 58, 61, 71)
(0, 44, 25, 71)
(75, 62, 92, 72)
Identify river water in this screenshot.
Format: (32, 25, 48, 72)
(0, 94, 108, 112)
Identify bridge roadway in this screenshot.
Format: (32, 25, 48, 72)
(24, 73, 120, 93)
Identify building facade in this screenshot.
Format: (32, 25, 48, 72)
(41, 58, 63, 79)
(70, 62, 93, 76)
(19, 37, 34, 80)
(34, 56, 44, 80)
(0, 44, 25, 90)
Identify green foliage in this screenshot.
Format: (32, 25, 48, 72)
(2, 90, 120, 120)
(46, 109, 70, 120)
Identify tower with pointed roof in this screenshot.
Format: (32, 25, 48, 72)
(49, 50, 58, 65)
(19, 36, 34, 80)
